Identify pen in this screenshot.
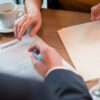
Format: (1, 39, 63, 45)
(32, 51, 42, 61)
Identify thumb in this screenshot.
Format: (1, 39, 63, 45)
(30, 22, 41, 37)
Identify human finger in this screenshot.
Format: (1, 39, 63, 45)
(97, 15, 100, 20)
(18, 17, 33, 40)
(31, 55, 42, 68)
(30, 21, 41, 37)
(91, 5, 98, 15)
(91, 11, 100, 21)
(28, 42, 49, 54)
(92, 5, 100, 17)
(14, 15, 27, 38)
(17, 15, 27, 34)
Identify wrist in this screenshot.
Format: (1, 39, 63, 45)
(28, 8, 41, 16)
(45, 66, 63, 77)
(25, 0, 41, 16)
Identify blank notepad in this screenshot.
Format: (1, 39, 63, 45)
(58, 21, 100, 81)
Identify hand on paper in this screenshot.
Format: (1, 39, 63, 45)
(28, 42, 62, 77)
(91, 3, 100, 21)
(14, 11, 42, 41)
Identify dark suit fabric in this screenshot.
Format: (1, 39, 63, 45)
(0, 69, 92, 100)
(45, 69, 92, 100)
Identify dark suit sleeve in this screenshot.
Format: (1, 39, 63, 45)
(45, 69, 92, 100)
(0, 73, 59, 100)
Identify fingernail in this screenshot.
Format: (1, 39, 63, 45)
(30, 33, 33, 37)
(16, 35, 18, 39)
(91, 17, 94, 20)
(90, 18, 92, 21)
(18, 36, 21, 41)
(18, 39, 21, 41)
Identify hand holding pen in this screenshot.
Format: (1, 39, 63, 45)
(32, 51, 42, 61)
(28, 42, 62, 77)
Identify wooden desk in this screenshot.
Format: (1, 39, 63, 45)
(0, 9, 98, 89)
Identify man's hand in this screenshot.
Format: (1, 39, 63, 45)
(14, 11, 42, 41)
(28, 42, 63, 77)
(91, 3, 100, 21)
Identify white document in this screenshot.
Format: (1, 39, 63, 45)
(0, 34, 43, 80)
(58, 21, 100, 81)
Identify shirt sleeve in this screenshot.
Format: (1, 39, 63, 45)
(45, 66, 77, 77)
(45, 59, 77, 77)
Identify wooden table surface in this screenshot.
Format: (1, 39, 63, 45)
(0, 9, 98, 89)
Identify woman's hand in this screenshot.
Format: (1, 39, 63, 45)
(14, 10, 42, 41)
(91, 3, 100, 21)
(28, 42, 63, 77)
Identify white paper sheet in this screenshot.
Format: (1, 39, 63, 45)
(58, 21, 100, 81)
(0, 33, 43, 80)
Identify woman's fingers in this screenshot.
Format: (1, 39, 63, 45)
(17, 15, 27, 34)
(14, 23, 18, 38)
(18, 16, 34, 40)
(14, 12, 42, 41)
(30, 21, 41, 37)
(91, 11, 100, 21)
(14, 15, 27, 38)
(91, 16, 95, 21)
(91, 4, 100, 21)
(91, 5, 98, 15)
(97, 15, 100, 20)
(93, 10, 100, 19)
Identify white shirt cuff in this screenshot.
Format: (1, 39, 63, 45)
(45, 66, 77, 77)
(45, 59, 77, 77)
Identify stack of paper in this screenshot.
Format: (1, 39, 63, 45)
(58, 21, 100, 81)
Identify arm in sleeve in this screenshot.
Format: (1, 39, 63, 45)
(0, 73, 59, 100)
(45, 69, 92, 100)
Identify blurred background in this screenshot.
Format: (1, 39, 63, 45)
(0, 0, 47, 8)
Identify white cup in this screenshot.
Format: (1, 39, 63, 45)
(0, 2, 24, 27)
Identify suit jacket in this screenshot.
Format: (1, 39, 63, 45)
(0, 69, 92, 100)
